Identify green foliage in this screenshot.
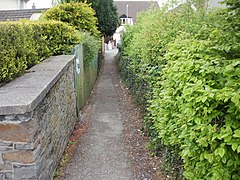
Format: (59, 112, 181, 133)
(119, 5, 203, 106)
(79, 32, 100, 68)
(37, 20, 81, 55)
(42, 2, 101, 67)
(57, 0, 119, 37)
(41, 2, 99, 36)
(223, 0, 240, 10)
(88, 0, 119, 37)
(119, 3, 240, 179)
(0, 2, 101, 85)
(150, 33, 240, 179)
(0, 20, 80, 84)
(0, 22, 29, 84)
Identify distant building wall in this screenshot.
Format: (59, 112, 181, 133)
(208, 0, 226, 9)
(0, 0, 18, 10)
(0, 0, 28, 10)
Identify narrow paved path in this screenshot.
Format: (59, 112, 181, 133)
(62, 49, 134, 180)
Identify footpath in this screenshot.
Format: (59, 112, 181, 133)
(60, 48, 162, 180)
(61, 49, 134, 180)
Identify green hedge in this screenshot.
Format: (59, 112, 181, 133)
(119, 5, 206, 105)
(41, 2, 99, 36)
(119, 3, 240, 180)
(40, 2, 101, 69)
(0, 20, 80, 84)
(78, 32, 100, 68)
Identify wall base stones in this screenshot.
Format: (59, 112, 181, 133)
(0, 55, 77, 179)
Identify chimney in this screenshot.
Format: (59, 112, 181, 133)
(32, 3, 36, 9)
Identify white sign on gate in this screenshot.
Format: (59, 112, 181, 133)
(76, 58, 80, 74)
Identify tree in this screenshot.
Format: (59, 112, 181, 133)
(224, 0, 240, 10)
(88, 0, 119, 37)
(56, 0, 119, 37)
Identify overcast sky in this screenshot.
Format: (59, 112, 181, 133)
(27, 0, 165, 9)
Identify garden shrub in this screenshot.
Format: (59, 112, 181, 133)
(41, 2, 101, 68)
(0, 20, 80, 84)
(78, 32, 100, 68)
(119, 2, 240, 179)
(37, 20, 81, 56)
(41, 2, 99, 36)
(119, 5, 208, 106)
(0, 22, 30, 84)
(149, 33, 240, 179)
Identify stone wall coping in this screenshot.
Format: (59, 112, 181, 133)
(0, 55, 75, 115)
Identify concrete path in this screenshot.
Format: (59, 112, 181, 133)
(62, 49, 134, 180)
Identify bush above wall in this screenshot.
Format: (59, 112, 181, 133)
(40, 2, 99, 37)
(0, 2, 102, 85)
(0, 20, 80, 85)
(40, 2, 101, 68)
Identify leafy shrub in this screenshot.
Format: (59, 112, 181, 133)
(41, 2, 101, 68)
(37, 20, 81, 56)
(0, 22, 29, 84)
(223, 0, 240, 10)
(119, 5, 207, 106)
(149, 33, 240, 179)
(79, 32, 100, 68)
(0, 20, 80, 84)
(41, 2, 99, 36)
(58, 0, 119, 37)
(119, 3, 240, 179)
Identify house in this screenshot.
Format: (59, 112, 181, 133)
(113, 0, 159, 46)
(0, 0, 48, 21)
(114, 1, 159, 24)
(0, 8, 48, 21)
(0, 0, 29, 10)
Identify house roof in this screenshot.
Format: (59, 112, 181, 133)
(0, 8, 48, 21)
(113, 1, 159, 23)
(119, 14, 128, 18)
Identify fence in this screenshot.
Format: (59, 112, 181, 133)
(73, 44, 98, 114)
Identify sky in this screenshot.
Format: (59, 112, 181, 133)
(27, 0, 164, 9)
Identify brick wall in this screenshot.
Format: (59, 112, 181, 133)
(0, 55, 77, 179)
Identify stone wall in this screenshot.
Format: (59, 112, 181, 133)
(0, 55, 77, 179)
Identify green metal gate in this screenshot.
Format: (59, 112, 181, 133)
(73, 44, 98, 116)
